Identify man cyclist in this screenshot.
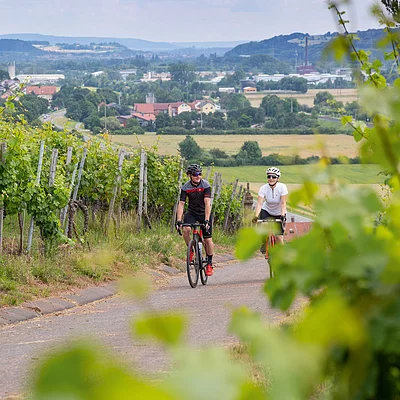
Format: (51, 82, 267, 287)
(176, 164, 215, 276)
(255, 167, 288, 246)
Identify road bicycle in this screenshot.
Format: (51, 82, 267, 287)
(178, 222, 209, 288)
(257, 218, 285, 278)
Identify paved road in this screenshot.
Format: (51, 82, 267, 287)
(0, 257, 294, 398)
(40, 109, 67, 130)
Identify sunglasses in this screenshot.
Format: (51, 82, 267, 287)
(191, 172, 202, 177)
(267, 175, 278, 179)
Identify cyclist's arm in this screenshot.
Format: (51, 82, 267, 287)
(280, 194, 288, 216)
(176, 201, 185, 222)
(204, 197, 211, 221)
(255, 195, 264, 217)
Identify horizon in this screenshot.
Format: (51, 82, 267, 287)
(0, 0, 380, 43)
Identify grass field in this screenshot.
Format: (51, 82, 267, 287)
(110, 133, 360, 158)
(245, 88, 359, 108)
(214, 164, 383, 184)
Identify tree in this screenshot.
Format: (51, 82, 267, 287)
(238, 114, 252, 128)
(179, 136, 201, 160)
(236, 141, 262, 164)
(220, 93, 251, 110)
(314, 91, 335, 106)
(0, 69, 9, 80)
(279, 76, 308, 93)
(169, 62, 196, 85)
(261, 95, 285, 117)
(126, 118, 140, 128)
(100, 116, 121, 131)
(14, 94, 49, 122)
(155, 113, 171, 129)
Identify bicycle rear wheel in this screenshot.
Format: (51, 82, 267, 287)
(200, 258, 208, 285)
(268, 235, 275, 279)
(187, 240, 200, 288)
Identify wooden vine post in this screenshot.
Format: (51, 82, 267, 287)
(65, 148, 87, 237)
(0, 143, 6, 253)
(105, 148, 125, 234)
(27, 141, 45, 253)
(211, 172, 222, 221)
(137, 149, 146, 231)
(59, 147, 73, 227)
(223, 178, 239, 231)
(171, 160, 184, 232)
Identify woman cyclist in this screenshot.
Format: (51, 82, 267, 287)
(254, 167, 288, 246)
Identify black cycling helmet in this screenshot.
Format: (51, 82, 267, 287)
(186, 164, 202, 175)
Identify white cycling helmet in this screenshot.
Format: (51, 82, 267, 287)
(266, 167, 281, 178)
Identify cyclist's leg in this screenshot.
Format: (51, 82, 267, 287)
(199, 214, 214, 276)
(182, 211, 196, 246)
(275, 219, 285, 245)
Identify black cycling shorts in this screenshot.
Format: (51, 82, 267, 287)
(183, 211, 212, 239)
(260, 209, 284, 235)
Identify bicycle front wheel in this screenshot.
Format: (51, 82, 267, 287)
(187, 240, 200, 288)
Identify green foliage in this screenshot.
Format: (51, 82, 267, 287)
(220, 92, 251, 111)
(236, 141, 262, 165)
(178, 135, 202, 160)
(169, 62, 196, 85)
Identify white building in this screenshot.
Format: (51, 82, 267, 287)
(254, 72, 352, 85)
(16, 74, 65, 84)
(8, 62, 16, 79)
(119, 69, 137, 79)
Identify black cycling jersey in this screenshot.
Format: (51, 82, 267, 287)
(180, 179, 211, 214)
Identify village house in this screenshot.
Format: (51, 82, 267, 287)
(170, 102, 192, 116)
(193, 100, 216, 114)
(243, 86, 257, 93)
(25, 86, 58, 101)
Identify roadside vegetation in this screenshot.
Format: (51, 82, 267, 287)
(0, 220, 235, 307)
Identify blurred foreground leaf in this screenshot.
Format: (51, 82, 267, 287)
(31, 342, 173, 400)
(132, 312, 187, 346)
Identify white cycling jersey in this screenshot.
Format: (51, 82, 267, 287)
(258, 182, 288, 215)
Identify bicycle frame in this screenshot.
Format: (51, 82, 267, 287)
(257, 219, 284, 278)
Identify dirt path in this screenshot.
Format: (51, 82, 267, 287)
(0, 257, 296, 398)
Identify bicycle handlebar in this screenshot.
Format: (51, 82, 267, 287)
(177, 222, 206, 236)
(257, 219, 283, 223)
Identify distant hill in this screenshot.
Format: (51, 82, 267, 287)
(225, 29, 387, 65)
(0, 33, 179, 52)
(0, 39, 43, 53)
(0, 34, 245, 52)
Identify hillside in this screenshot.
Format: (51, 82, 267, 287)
(225, 29, 387, 65)
(0, 39, 43, 54)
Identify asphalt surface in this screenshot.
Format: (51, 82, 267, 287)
(0, 255, 297, 399)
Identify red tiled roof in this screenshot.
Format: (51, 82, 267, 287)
(26, 86, 57, 96)
(154, 103, 170, 111)
(132, 112, 156, 122)
(134, 103, 155, 114)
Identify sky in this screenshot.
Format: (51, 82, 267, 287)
(0, 0, 382, 43)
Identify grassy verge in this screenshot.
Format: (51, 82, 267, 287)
(0, 219, 236, 307)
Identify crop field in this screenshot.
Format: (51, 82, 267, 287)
(245, 88, 359, 108)
(110, 133, 360, 158)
